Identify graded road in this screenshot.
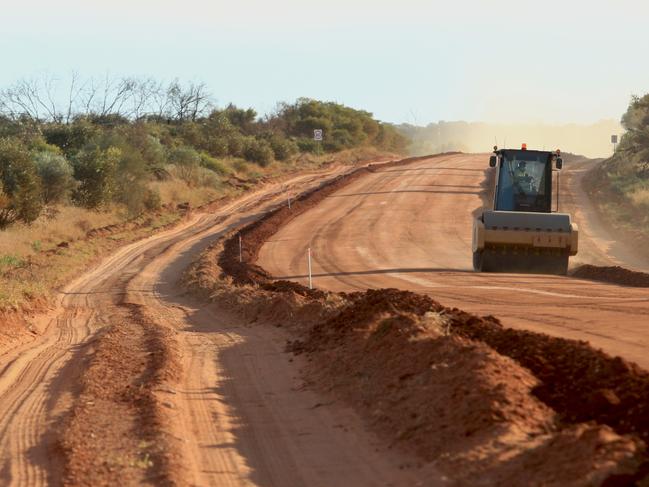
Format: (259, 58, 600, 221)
(258, 153, 649, 368)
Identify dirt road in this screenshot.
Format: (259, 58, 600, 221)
(258, 154, 649, 368)
(0, 162, 436, 486)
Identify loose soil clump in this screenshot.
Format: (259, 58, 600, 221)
(572, 264, 649, 288)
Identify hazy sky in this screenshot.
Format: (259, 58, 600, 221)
(1, 0, 648, 125)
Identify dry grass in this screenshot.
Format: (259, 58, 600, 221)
(0, 211, 181, 310)
(0, 206, 123, 259)
(150, 179, 224, 208)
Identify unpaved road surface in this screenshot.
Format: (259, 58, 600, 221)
(259, 153, 649, 368)
(0, 163, 435, 486)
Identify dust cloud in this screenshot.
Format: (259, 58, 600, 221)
(398, 120, 622, 158)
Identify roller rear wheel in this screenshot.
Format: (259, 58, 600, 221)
(474, 249, 568, 275)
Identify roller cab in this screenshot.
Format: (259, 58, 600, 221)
(472, 146, 578, 275)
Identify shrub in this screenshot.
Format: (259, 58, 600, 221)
(231, 158, 250, 174)
(43, 120, 99, 155)
(0, 138, 43, 225)
(199, 153, 230, 176)
(223, 105, 257, 134)
(243, 138, 274, 167)
(119, 181, 148, 217)
(227, 133, 246, 158)
(144, 188, 162, 211)
(294, 116, 333, 138)
(33, 151, 75, 204)
(168, 146, 201, 185)
(297, 138, 321, 153)
(324, 129, 354, 151)
(73, 146, 120, 209)
(269, 136, 298, 161)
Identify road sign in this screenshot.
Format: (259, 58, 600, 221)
(313, 129, 323, 141)
(611, 135, 618, 144)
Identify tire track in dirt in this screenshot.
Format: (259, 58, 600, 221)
(259, 154, 649, 369)
(122, 159, 438, 486)
(0, 162, 371, 486)
(186, 152, 649, 484)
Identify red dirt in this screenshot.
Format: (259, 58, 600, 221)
(200, 153, 649, 484)
(293, 308, 642, 485)
(572, 264, 649, 287)
(59, 303, 180, 486)
(219, 155, 446, 286)
(446, 310, 649, 441)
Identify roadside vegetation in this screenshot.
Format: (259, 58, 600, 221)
(0, 75, 407, 310)
(586, 92, 649, 237)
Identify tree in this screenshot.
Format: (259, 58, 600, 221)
(167, 81, 212, 121)
(223, 105, 257, 134)
(73, 146, 120, 208)
(168, 146, 201, 185)
(33, 151, 75, 204)
(0, 138, 43, 225)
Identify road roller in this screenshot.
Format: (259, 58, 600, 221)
(472, 144, 578, 275)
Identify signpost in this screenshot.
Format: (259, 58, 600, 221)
(611, 134, 618, 153)
(313, 129, 323, 155)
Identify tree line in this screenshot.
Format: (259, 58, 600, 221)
(0, 76, 408, 229)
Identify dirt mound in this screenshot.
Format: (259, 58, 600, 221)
(261, 279, 327, 299)
(572, 264, 649, 287)
(447, 310, 649, 442)
(298, 288, 443, 350)
(59, 303, 182, 486)
(293, 307, 642, 485)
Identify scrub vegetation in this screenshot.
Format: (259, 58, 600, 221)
(586, 92, 649, 236)
(0, 75, 407, 309)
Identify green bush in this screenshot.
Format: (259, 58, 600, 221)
(227, 133, 246, 158)
(0, 138, 43, 224)
(296, 138, 321, 153)
(199, 153, 231, 176)
(223, 105, 257, 134)
(43, 120, 99, 155)
(73, 146, 120, 209)
(269, 136, 298, 161)
(168, 146, 201, 185)
(324, 129, 354, 151)
(243, 138, 274, 167)
(33, 151, 75, 204)
(120, 181, 148, 217)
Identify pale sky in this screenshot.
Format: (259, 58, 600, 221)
(1, 0, 648, 125)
